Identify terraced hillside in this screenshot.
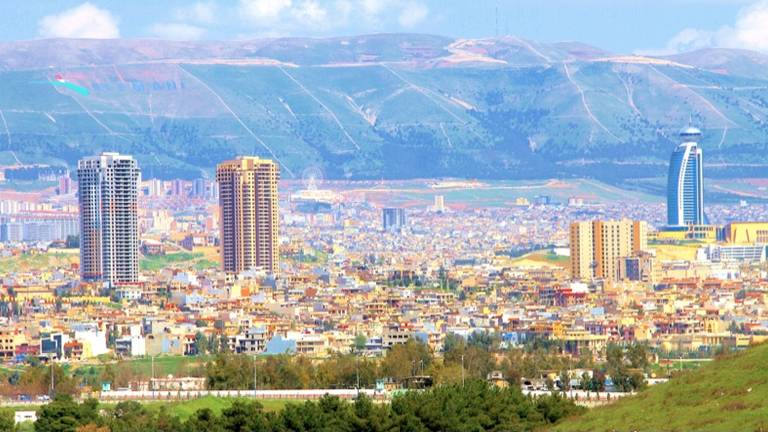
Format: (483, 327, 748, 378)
(0, 35, 767, 181)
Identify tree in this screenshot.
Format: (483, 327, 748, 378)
(381, 339, 432, 380)
(606, 343, 646, 392)
(208, 334, 219, 355)
(352, 334, 367, 352)
(205, 354, 251, 390)
(218, 334, 230, 353)
(184, 408, 223, 432)
(467, 331, 499, 351)
(34, 396, 99, 432)
(627, 343, 650, 371)
(220, 400, 269, 432)
(194, 332, 208, 356)
(0, 408, 15, 432)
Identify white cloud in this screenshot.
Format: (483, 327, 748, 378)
(397, 2, 428, 28)
(38, 2, 120, 39)
(361, 0, 389, 16)
(150, 23, 207, 40)
(646, 0, 768, 54)
(726, 0, 768, 49)
(291, 1, 329, 27)
(240, 0, 293, 22)
(175, 2, 218, 24)
(236, 0, 429, 35)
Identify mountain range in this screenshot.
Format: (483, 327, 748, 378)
(0, 34, 767, 182)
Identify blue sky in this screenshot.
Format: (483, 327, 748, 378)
(2, 0, 767, 53)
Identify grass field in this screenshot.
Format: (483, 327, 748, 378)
(506, 250, 569, 269)
(122, 355, 210, 377)
(6, 396, 294, 423)
(138, 396, 292, 419)
(0, 250, 78, 273)
(0, 249, 218, 274)
(553, 343, 768, 431)
(140, 252, 218, 272)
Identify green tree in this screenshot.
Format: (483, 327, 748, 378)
(108, 401, 157, 432)
(184, 408, 223, 432)
(35, 396, 99, 432)
(194, 332, 208, 356)
(381, 339, 432, 379)
(0, 408, 15, 432)
(352, 334, 367, 352)
(220, 400, 270, 432)
(627, 343, 650, 371)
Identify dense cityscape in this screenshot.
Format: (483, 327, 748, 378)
(3, 1, 768, 430)
(0, 125, 765, 430)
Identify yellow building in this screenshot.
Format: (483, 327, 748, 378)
(216, 157, 280, 274)
(570, 219, 647, 281)
(0, 329, 25, 359)
(655, 224, 720, 242)
(723, 222, 768, 244)
(552, 328, 608, 357)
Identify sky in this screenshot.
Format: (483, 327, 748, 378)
(1, 0, 768, 54)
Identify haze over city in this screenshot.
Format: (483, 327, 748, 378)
(0, 1, 768, 431)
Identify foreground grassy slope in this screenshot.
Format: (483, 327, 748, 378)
(554, 343, 768, 432)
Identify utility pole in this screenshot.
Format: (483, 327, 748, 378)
(253, 354, 258, 397)
(50, 357, 55, 397)
(151, 355, 155, 398)
(355, 349, 360, 398)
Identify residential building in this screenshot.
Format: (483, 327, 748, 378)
(77, 153, 140, 284)
(570, 219, 647, 281)
(216, 157, 280, 274)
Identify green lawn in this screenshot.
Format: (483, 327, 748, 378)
(140, 252, 217, 272)
(122, 355, 210, 378)
(139, 396, 291, 420)
(7, 397, 293, 422)
(553, 343, 768, 431)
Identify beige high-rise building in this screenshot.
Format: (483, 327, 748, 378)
(570, 219, 647, 281)
(216, 157, 279, 275)
(570, 222, 595, 281)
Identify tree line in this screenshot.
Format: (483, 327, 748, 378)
(0, 334, 651, 397)
(25, 380, 582, 432)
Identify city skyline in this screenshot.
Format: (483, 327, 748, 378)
(1, 2, 768, 429)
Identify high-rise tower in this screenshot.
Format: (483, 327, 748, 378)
(667, 127, 704, 226)
(382, 208, 407, 232)
(570, 219, 647, 281)
(216, 157, 280, 275)
(77, 153, 140, 284)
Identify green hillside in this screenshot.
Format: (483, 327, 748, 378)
(554, 343, 768, 432)
(1, 36, 768, 182)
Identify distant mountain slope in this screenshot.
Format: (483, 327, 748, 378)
(553, 343, 768, 431)
(0, 35, 767, 180)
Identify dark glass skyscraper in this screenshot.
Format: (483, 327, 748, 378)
(667, 127, 704, 226)
(382, 208, 406, 232)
